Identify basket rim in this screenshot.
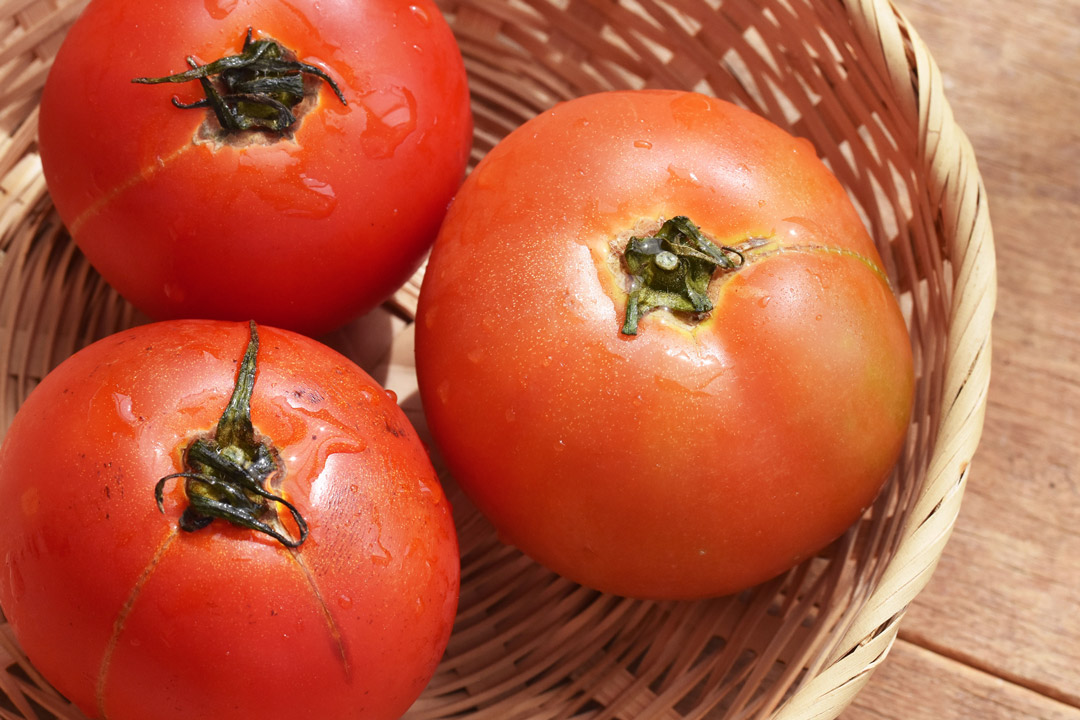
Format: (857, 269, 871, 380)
(771, 0, 996, 717)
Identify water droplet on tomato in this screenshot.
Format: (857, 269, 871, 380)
(409, 4, 432, 25)
(758, 295, 772, 308)
(633, 139, 653, 149)
(371, 543, 393, 566)
(112, 392, 137, 424)
(299, 174, 336, 201)
(163, 282, 187, 303)
(418, 481, 439, 503)
(360, 85, 418, 158)
(666, 164, 701, 186)
(204, 0, 237, 19)
(385, 389, 398, 404)
(467, 348, 484, 364)
(669, 91, 713, 128)
(437, 380, 450, 404)
(338, 594, 353, 609)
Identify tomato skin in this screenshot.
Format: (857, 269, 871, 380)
(415, 90, 914, 599)
(0, 320, 458, 720)
(39, 0, 472, 336)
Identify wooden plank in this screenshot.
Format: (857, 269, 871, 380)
(872, 0, 1080, 710)
(843, 640, 1080, 720)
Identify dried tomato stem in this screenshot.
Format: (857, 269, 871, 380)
(132, 27, 346, 133)
(154, 321, 308, 547)
(620, 216, 744, 335)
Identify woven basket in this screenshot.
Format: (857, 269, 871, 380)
(0, 0, 995, 717)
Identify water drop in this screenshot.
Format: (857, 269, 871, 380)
(409, 4, 431, 25)
(371, 542, 393, 566)
(385, 389, 398, 404)
(360, 85, 418, 158)
(163, 282, 187, 303)
(758, 295, 772, 308)
(204, 0, 237, 19)
(418, 481, 439, 504)
(666, 164, 701, 185)
(633, 139, 653, 149)
(338, 594, 353, 609)
(112, 393, 137, 424)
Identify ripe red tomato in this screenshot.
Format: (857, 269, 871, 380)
(415, 90, 914, 599)
(0, 320, 458, 720)
(39, 0, 473, 336)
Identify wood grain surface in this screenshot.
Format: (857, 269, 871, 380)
(842, 0, 1080, 717)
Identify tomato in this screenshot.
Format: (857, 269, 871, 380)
(38, 0, 473, 336)
(414, 90, 914, 600)
(0, 320, 458, 720)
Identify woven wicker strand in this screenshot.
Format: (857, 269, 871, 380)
(0, 0, 995, 717)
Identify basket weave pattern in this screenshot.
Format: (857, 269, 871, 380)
(0, 0, 995, 718)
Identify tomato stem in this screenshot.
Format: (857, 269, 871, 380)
(620, 216, 744, 335)
(155, 321, 308, 547)
(132, 27, 347, 133)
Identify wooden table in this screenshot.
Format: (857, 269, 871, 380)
(840, 0, 1080, 717)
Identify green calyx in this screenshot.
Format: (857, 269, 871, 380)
(155, 321, 308, 548)
(620, 216, 745, 335)
(133, 27, 347, 133)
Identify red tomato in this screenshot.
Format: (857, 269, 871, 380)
(39, 0, 472, 336)
(0, 320, 458, 720)
(415, 90, 914, 599)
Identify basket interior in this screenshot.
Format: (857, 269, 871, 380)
(0, 0, 957, 718)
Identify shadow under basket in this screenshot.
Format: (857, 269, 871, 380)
(0, 0, 995, 718)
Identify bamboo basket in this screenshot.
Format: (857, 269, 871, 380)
(0, 0, 995, 717)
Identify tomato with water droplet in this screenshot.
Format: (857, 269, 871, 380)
(415, 90, 914, 599)
(0, 320, 459, 720)
(39, 0, 472, 335)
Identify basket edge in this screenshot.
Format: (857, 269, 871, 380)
(772, 1, 997, 717)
